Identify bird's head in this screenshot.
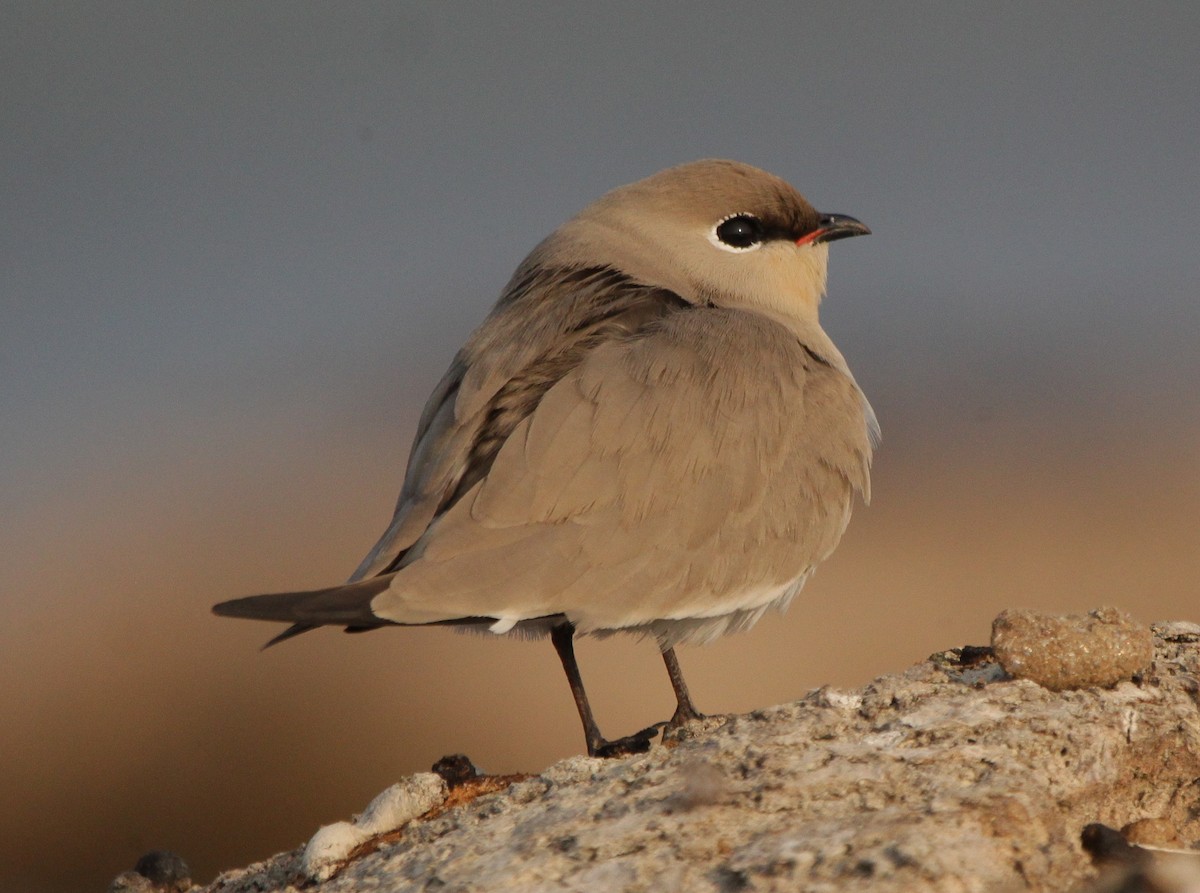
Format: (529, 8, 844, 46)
(549, 159, 869, 327)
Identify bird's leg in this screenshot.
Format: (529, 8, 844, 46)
(549, 623, 604, 749)
(662, 647, 706, 731)
(550, 622, 659, 758)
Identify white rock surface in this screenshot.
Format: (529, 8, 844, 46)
(300, 773, 447, 881)
(202, 617, 1200, 893)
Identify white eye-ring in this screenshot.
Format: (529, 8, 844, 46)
(708, 213, 765, 253)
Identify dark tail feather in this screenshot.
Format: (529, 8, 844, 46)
(262, 623, 319, 650)
(213, 575, 397, 647)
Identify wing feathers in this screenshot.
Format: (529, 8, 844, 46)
(350, 266, 689, 580)
(220, 277, 874, 644)
(366, 307, 874, 637)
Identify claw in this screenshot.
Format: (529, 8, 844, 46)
(590, 724, 662, 758)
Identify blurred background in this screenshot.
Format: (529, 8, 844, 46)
(2, 3, 1197, 890)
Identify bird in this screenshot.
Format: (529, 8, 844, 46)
(213, 159, 878, 757)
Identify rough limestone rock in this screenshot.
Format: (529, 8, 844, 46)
(199, 618, 1200, 893)
(302, 773, 448, 881)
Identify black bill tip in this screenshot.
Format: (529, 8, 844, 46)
(802, 213, 871, 245)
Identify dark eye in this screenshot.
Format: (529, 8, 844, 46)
(714, 214, 764, 250)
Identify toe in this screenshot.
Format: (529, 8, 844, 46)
(591, 725, 662, 758)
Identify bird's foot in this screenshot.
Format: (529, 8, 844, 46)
(665, 702, 706, 733)
(589, 724, 662, 758)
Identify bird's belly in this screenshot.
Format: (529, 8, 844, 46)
(608, 567, 815, 647)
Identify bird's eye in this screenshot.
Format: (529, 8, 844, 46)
(712, 214, 764, 252)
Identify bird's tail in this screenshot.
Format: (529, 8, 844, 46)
(212, 575, 397, 649)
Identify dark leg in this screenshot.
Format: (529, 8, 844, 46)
(550, 623, 659, 758)
(550, 623, 604, 750)
(662, 647, 705, 731)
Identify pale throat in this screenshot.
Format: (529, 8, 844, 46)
(727, 243, 829, 327)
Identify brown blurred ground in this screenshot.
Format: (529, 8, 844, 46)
(2, 416, 1197, 892)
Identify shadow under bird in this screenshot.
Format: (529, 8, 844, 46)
(214, 159, 878, 757)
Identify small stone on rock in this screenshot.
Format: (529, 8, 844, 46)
(1122, 817, 1184, 849)
(991, 607, 1153, 692)
(432, 754, 479, 788)
(108, 851, 191, 893)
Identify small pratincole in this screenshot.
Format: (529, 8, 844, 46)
(214, 159, 878, 757)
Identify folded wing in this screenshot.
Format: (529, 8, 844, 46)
(369, 307, 873, 641)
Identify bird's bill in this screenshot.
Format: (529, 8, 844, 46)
(797, 213, 871, 246)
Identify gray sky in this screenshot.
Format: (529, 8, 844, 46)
(4, 2, 1198, 522)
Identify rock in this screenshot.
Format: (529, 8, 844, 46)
(431, 753, 480, 789)
(109, 850, 192, 893)
(109, 873, 157, 893)
(1123, 818, 1186, 850)
(1080, 821, 1200, 893)
(200, 612, 1200, 892)
(300, 772, 447, 881)
(991, 606, 1153, 690)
